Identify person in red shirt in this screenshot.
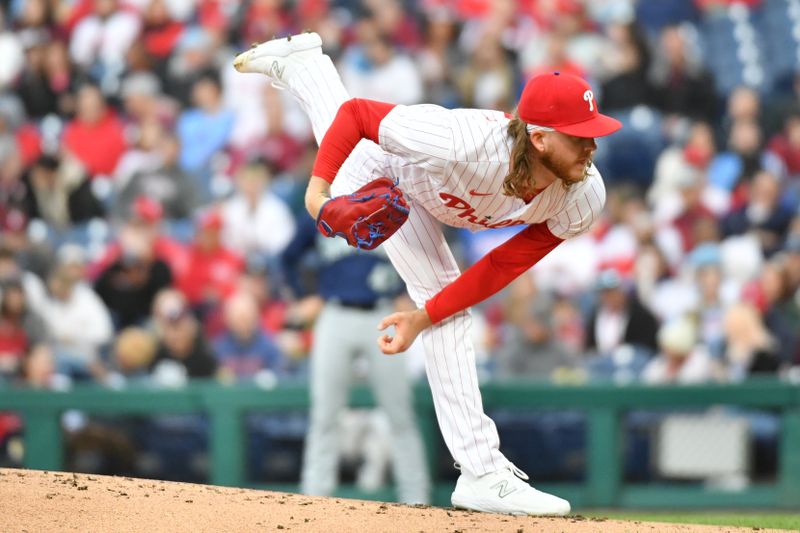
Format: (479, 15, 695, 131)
(670, 173, 719, 253)
(235, 32, 621, 516)
(141, 0, 185, 64)
(767, 111, 800, 177)
(0, 278, 48, 380)
(176, 209, 244, 314)
(61, 83, 128, 178)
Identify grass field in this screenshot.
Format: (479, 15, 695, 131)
(584, 511, 800, 530)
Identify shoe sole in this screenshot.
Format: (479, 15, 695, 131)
(233, 32, 322, 72)
(451, 494, 569, 517)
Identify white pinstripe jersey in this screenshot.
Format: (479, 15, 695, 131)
(377, 104, 606, 239)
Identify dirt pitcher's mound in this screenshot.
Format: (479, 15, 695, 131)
(0, 468, 777, 532)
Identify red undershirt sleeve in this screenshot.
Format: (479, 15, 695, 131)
(425, 223, 564, 324)
(312, 98, 396, 183)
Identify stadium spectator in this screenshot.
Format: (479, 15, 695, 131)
(363, 0, 422, 50)
(42, 39, 82, 119)
(784, 234, 800, 296)
(114, 127, 199, 220)
(415, 8, 461, 109)
(340, 18, 424, 105)
(720, 170, 793, 256)
(113, 118, 166, 195)
(165, 26, 219, 108)
(727, 84, 761, 119)
(89, 195, 189, 281)
(0, 224, 42, 287)
(524, 30, 586, 83)
(235, 0, 293, 56)
(633, 241, 674, 317)
(175, 209, 243, 314)
(20, 153, 104, 229)
(710, 118, 780, 202)
(14, 28, 60, 119)
(649, 121, 724, 227)
(293, 0, 342, 49)
(585, 269, 659, 356)
(641, 315, 715, 385)
(766, 110, 800, 178)
(61, 83, 128, 179)
(687, 243, 736, 357)
(14, 0, 55, 32)
(94, 222, 173, 330)
(749, 257, 800, 366)
(224, 81, 309, 172)
(175, 68, 234, 195)
(494, 279, 575, 379)
(668, 169, 720, 253)
(649, 24, 717, 123)
(212, 291, 285, 382)
(0, 245, 46, 309)
(106, 326, 158, 386)
(149, 288, 217, 380)
(593, 186, 649, 276)
(0, 93, 41, 169)
(68, 0, 141, 81)
(220, 160, 296, 260)
(20, 343, 62, 389)
(598, 21, 653, 112)
(0, 140, 27, 222)
(550, 294, 588, 359)
(721, 302, 781, 381)
(0, 277, 48, 381)
(227, 255, 289, 338)
(37, 244, 113, 380)
(140, 0, 186, 70)
(118, 71, 178, 128)
(456, 31, 516, 111)
(0, 8, 24, 90)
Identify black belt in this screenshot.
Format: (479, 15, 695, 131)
(337, 300, 379, 311)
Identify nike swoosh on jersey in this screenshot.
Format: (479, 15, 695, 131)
(468, 189, 493, 196)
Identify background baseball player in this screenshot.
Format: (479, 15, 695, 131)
(299, 231, 430, 504)
(234, 31, 621, 516)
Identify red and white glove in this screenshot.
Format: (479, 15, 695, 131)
(316, 177, 410, 250)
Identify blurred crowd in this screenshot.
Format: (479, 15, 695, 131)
(0, 0, 799, 400)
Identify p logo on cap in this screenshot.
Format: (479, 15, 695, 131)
(583, 90, 594, 111)
(517, 72, 622, 138)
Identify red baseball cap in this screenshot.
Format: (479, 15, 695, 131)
(198, 209, 223, 231)
(1, 208, 28, 233)
(132, 196, 163, 223)
(517, 71, 622, 138)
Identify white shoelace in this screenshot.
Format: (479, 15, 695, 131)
(508, 464, 530, 481)
(454, 462, 530, 481)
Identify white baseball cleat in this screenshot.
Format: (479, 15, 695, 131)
(232, 32, 322, 86)
(450, 464, 571, 516)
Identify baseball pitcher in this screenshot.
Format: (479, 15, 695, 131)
(234, 32, 621, 516)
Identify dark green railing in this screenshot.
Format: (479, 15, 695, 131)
(1, 380, 798, 509)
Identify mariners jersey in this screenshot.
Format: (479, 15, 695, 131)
(378, 105, 606, 239)
(316, 234, 403, 305)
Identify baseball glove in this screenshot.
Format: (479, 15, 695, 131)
(316, 177, 410, 250)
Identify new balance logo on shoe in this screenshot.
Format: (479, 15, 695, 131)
(270, 61, 285, 79)
(489, 480, 518, 499)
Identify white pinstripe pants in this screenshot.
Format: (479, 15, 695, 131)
(289, 55, 510, 477)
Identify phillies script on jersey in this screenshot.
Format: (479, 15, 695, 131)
(439, 192, 527, 229)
